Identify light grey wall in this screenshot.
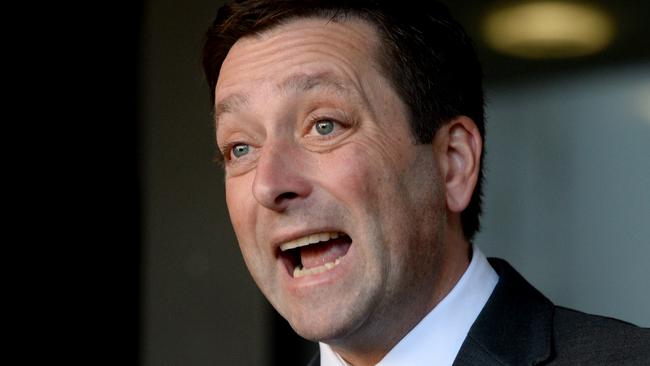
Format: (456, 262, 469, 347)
(476, 63, 650, 326)
(140, 0, 269, 365)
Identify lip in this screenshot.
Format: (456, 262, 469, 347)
(271, 227, 348, 255)
(271, 227, 353, 284)
(279, 238, 356, 291)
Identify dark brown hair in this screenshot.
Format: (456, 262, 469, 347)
(202, 0, 486, 242)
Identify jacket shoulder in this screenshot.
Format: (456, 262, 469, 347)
(550, 306, 650, 364)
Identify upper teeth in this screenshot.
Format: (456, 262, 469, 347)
(280, 232, 340, 251)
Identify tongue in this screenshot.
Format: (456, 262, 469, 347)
(300, 237, 351, 269)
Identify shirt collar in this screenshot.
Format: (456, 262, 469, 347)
(320, 244, 499, 366)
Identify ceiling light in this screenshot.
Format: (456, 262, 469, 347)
(483, 1, 615, 59)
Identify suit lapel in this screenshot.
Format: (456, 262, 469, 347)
(453, 258, 555, 366)
(306, 350, 320, 366)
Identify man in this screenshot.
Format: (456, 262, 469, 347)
(202, 1, 649, 365)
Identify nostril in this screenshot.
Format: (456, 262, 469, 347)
(275, 192, 298, 205)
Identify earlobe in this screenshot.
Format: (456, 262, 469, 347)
(435, 116, 482, 213)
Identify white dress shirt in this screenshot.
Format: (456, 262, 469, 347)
(319, 245, 499, 366)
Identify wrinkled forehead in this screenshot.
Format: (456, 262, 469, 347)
(214, 16, 384, 99)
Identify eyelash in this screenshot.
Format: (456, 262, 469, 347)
(219, 141, 246, 162)
(305, 115, 346, 137)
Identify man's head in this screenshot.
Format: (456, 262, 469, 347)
(203, 0, 485, 362)
(204, 0, 485, 241)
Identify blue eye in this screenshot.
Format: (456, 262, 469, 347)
(231, 144, 249, 158)
(315, 120, 335, 135)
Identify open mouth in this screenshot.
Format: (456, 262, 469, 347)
(279, 232, 353, 278)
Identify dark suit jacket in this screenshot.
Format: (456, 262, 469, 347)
(307, 258, 650, 365)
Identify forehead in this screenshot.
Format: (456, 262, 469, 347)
(214, 17, 383, 104)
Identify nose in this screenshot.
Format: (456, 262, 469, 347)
(252, 141, 312, 212)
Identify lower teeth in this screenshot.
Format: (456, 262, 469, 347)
(293, 257, 342, 278)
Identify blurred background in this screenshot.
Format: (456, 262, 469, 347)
(135, 0, 650, 365)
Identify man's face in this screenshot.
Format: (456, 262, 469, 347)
(215, 18, 449, 344)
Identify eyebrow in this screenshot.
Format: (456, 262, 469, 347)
(279, 71, 348, 95)
(214, 71, 354, 126)
(214, 93, 249, 122)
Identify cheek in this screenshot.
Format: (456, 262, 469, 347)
(225, 175, 276, 290)
(324, 142, 441, 232)
(225, 175, 257, 246)
(312, 142, 412, 257)
(314, 144, 384, 211)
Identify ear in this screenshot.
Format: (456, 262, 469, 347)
(433, 116, 482, 213)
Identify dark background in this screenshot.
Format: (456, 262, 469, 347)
(34, 1, 143, 364)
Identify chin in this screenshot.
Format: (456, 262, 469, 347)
(284, 296, 378, 344)
(290, 318, 356, 343)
